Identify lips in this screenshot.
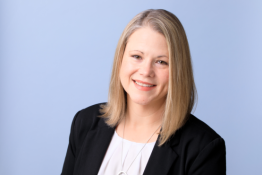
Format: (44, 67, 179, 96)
(132, 79, 156, 86)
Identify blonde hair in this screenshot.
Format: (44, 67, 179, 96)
(99, 9, 197, 147)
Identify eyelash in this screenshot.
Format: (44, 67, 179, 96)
(132, 55, 141, 59)
(132, 55, 168, 65)
(156, 60, 168, 65)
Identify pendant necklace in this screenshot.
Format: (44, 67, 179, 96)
(117, 118, 161, 175)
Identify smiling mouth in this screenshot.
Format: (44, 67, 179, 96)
(133, 80, 156, 87)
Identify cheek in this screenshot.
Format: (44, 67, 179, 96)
(164, 77, 169, 90)
(120, 58, 134, 85)
(165, 72, 169, 81)
(161, 70, 169, 86)
(119, 65, 127, 86)
(121, 58, 136, 78)
(163, 72, 169, 93)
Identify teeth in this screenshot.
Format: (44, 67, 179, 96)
(135, 81, 154, 87)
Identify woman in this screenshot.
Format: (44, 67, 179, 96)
(61, 9, 226, 175)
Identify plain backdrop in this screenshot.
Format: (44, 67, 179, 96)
(1, 0, 261, 174)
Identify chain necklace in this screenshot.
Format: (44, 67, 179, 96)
(117, 118, 161, 175)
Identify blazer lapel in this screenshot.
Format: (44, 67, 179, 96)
(143, 129, 180, 175)
(76, 123, 115, 175)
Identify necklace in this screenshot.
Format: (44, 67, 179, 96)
(117, 118, 161, 175)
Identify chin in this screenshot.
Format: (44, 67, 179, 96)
(130, 96, 153, 106)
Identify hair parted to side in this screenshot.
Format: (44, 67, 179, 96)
(99, 9, 197, 147)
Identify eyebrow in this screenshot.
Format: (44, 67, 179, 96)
(129, 50, 168, 58)
(129, 50, 144, 54)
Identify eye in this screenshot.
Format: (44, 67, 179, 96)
(157, 60, 168, 65)
(132, 55, 141, 59)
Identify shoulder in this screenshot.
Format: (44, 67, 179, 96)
(169, 114, 225, 155)
(183, 114, 222, 140)
(176, 114, 225, 149)
(171, 114, 226, 171)
(178, 114, 226, 173)
(70, 102, 108, 146)
(73, 102, 107, 128)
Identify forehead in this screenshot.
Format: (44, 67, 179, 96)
(126, 27, 169, 55)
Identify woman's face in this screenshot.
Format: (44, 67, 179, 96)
(119, 26, 169, 106)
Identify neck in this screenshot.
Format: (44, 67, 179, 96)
(125, 96, 165, 130)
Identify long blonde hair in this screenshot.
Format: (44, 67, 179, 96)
(99, 9, 197, 147)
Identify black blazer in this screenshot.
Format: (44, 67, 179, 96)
(61, 102, 226, 175)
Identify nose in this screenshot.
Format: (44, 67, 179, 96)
(138, 59, 155, 77)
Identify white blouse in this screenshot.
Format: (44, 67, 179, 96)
(97, 130, 156, 175)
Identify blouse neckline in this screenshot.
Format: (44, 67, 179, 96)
(114, 130, 156, 145)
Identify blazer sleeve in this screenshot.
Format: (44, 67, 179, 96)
(61, 111, 81, 175)
(188, 137, 226, 175)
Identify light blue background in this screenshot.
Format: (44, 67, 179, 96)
(1, 0, 261, 174)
